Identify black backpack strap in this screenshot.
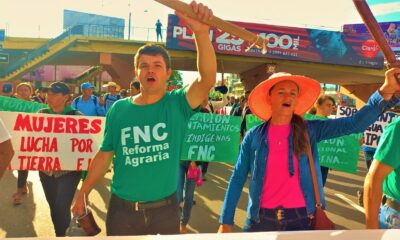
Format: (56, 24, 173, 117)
(72, 96, 80, 109)
(94, 96, 98, 105)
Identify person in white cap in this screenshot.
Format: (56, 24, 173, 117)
(101, 81, 121, 112)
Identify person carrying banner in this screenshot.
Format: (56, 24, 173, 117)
(311, 95, 336, 186)
(12, 82, 34, 205)
(72, 1, 216, 236)
(38, 82, 83, 237)
(0, 117, 14, 181)
(218, 67, 400, 232)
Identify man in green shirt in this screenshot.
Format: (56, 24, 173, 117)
(364, 68, 400, 229)
(72, 1, 216, 236)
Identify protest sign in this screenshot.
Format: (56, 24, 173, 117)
(336, 106, 398, 148)
(246, 114, 263, 131)
(305, 113, 361, 173)
(181, 113, 241, 163)
(0, 111, 105, 171)
(0, 96, 47, 113)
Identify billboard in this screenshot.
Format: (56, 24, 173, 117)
(63, 10, 125, 39)
(167, 14, 384, 69)
(343, 21, 400, 51)
(0, 29, 4, 42)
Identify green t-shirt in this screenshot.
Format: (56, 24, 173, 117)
(374, 117, 400, 202)
(100, 88, 197, 202)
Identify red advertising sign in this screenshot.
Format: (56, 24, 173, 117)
(167, 14, 384, 69)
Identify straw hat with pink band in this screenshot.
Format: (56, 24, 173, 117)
(248, 72, 321, 121)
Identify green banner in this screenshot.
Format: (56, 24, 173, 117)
(304, 113, 361, 173)
(181, 113, 241, 163)
(246, 114, 264, 131)
(0, 96, 46, 113)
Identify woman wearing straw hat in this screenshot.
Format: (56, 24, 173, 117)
(219, 68, 400, 232)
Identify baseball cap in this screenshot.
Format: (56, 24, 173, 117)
(45, 82, 70, 95)
(81, 82, 94, 89)
(2, 83, 12, 93)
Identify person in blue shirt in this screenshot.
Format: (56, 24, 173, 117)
(72, 82, 105, 117)
(218, 68, 400, 233)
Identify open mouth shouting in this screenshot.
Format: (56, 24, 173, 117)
(147, 76, 156, 83)
(282, 102, 292, 108)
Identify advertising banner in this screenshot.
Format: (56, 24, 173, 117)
(181, 113, 241, 163)
(343, 21, 400, 51)
(167, 14, 384, 69)
(0, 29, 4, 42)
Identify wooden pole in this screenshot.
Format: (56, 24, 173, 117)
(154, 0, 266, 52)
(353, 0, 400, 68)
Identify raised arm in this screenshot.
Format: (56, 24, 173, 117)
(312, 68, 400, 142)
(176, 1, 217, 109)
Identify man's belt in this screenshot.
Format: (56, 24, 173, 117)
(133, 197, 173, 211)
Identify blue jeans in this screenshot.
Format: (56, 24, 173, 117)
(320, 166, 329, 187)
(379, 204, 400, 229)
(177, 164, 196, 225)
(363, 151, 374, 170)
(245, 207, 311, 232)
(17, 170, 28, 188)
(39, 171, 81, 236)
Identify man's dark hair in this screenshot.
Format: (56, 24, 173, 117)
(130, 80, 141, 90)
(134, 44, 171, 70)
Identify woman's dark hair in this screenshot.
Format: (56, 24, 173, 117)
(308, 95, 335, 115)
(316, 95, 336, 106)
(291, 114, 308, 158)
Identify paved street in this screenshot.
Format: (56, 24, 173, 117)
(0, 157, 368, 237)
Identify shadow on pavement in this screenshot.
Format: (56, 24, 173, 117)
(0, 171, 37, 237)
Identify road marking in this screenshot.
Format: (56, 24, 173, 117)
(335, 193, 365, 213)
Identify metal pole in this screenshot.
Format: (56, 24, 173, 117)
(128, 12, 131, 40)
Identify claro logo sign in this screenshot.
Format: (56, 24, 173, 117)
(172, 26, 300, 52)
(361, 39, 380, 59)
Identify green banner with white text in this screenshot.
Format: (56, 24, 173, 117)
(246, 114, 264, 131)
(304, 113, 361, 173)
(181, 113, 241, 163)
(0, 96, 46, 113)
